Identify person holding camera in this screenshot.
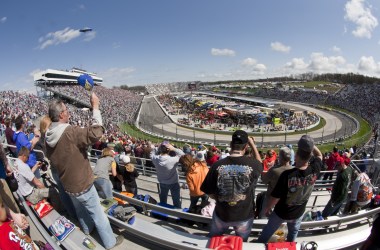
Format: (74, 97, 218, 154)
(150, 141, 184, 208)
(14, 147, 56, 204)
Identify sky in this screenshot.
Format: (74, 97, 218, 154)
(1, 0, 380, 92)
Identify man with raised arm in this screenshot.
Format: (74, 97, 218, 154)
(258, 135, 323, 243)
(45, 93, 123, 249)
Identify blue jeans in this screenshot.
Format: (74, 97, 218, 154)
(50, 168, 77, 218)
(322, 199, 343, 218)
(51, 168, 94, 235)
(258, 211, 302, 243)
(209, 213, 254, 242)
(71, 185, 116, 249)
(159, 182, 181, 208)
(94, 178, 113, 199)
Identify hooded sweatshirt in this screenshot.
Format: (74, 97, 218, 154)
(45, 110, 104, 194)
(150, 147, 184, 184)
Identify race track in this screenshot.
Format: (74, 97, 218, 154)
(138, 96, 357, 146)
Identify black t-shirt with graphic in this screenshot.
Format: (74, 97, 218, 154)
(272, 156, 323, 220)
(201, 156, 263, 222)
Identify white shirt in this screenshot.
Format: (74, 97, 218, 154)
(14, 158, 35, 196)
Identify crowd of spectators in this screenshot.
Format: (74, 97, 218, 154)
(43, 84, 143, 131)
(0, 81, 378, 247)
(145, 82, 190, 95)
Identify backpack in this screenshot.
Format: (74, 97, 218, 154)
(351, 172, 374, 206)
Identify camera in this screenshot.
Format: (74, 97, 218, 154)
(40, 160, 49, 172)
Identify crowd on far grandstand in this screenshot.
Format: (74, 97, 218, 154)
(0, 84, 143, 136)
(250, 83, 380, 126)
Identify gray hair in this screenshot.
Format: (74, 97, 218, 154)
(48, 99, 65, 122)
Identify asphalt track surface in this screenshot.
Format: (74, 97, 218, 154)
(138, 96, 357, 146)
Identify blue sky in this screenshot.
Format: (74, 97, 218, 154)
(1, 0, 380, 92)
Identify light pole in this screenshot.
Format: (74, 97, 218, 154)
(193, 129, 196, 146)
(161, 115, 168, 138)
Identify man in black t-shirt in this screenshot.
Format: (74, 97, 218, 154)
(201, 130, 263, 241)
(258, 135, 323, 243)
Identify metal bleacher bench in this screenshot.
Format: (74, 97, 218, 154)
(112, 191, 380, 250)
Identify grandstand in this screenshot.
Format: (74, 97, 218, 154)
(33, 68, 143, 131)
(0, 74, 380, 249)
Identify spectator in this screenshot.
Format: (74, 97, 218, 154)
(33, 116, 51, 163)
(180, 154, 209, 211)
(93, 148, 117, 199)
(0, 143, 19, 213)
(0, 197, 36, 250)
(322, 157, 353, 218)
(120, 155, 139, 196)
(287, 144, 295, 166)
(45, 94, 123, 249)
(220, 148, 230, 159)
(13, 116, 40, 178)
(4, 118, 17, 157)
(0, 196, 29, 230)
(14, 147, 53, 204)
(206, 146, 220, 166)
(150, 141, 184, 208)
(201, 130, 263, 242)
(323, 146, 340, 182)
(263, 149, 277, 172)
(260, 147, 293, 218)
(258, 135, 323, 243)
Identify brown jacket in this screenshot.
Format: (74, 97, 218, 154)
(46, 123, 104, 194)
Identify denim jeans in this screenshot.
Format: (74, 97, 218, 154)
(209, 213, 254, 242)
(322, 199, 343, 218)
(50, 168, 77, 218)
(71, 185, 116, 249)
(258, 211, 302, 243)
(94, 177, 113, 199)
(159, 182, 181, 208)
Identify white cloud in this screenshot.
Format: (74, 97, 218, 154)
(0, 17, 6, 23)
(242, 58, 257, 66)
(308, 53, 346, 71)
(332, 46, 341, 53)
(284, 58, 308, 70)
(99, 67, 136, 87)
(283, 53, 347, 75)
(37, 27, 81, 50)
(358, 56, 380, 72)
(83, 31, 96, 42)
(271, 41, 291, 53)
(344, 0, 378, 38)
(241, 57, 267, 73)
(211, 48, 236, 56)
(253, 64, 267, 72)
